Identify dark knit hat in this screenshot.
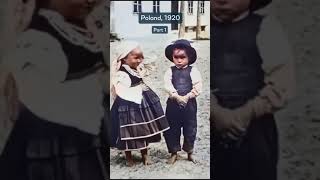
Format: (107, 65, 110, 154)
(165, 39, 197, 64)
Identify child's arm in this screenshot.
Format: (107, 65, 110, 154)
(3, 30, 105, 132)
(188, 66, 203, 98)
(257, 15, 296, 112)
(230, 15, 295, 127)
(163, 67, 177, 96)
(178, 66, 202, 107)
(112, 71, 143, 104)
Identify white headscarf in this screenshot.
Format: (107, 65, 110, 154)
(111, 41, 140, 75)
(111, 40, 157, 76)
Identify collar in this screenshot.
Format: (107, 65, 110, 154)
(122, 64, 141, 78)
(175, 65, 189, 69)
(213, 11, 250, 23)
(38, 9, 102, 52)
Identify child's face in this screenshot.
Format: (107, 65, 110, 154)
(212, 0, 251, 22)
(124, 47, 144, 70)
(47, 0, 102, 21)
(172, 48, 189, 68)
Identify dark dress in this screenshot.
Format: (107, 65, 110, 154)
(211, 13, 278, 180)
(0, 14, 108, 180)
(110, 66, 169, 151)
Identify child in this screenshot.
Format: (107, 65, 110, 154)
(211, 0, 295, 180)
(163, 39, 202, 164)
(110, 41, 169, 167)
(0, 0, 109, 179)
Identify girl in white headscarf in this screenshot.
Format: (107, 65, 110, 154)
(110, 41, 169, 167)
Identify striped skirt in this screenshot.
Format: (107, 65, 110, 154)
(110, 89, 169, 151)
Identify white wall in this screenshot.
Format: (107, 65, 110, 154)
(183, 1, 210, 28)
(112, 1, 172, 39)
(204, 1, 211, 32)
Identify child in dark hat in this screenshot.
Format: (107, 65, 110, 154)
(163, 39, 203, 164)
(211, 0, 295, 180)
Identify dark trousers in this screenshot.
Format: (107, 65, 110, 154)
(164, 98, 197, 153)
(212, 114, 279, 180)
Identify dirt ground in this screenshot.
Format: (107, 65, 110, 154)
(270, 0, 320, 179)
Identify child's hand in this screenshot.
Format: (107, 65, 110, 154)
(180, 95, 189, 105)
(170, 93, 187, 107)
(212, 104, 246, 140)
(136, 64, 147, 77)
(176, 95, 187, 107)
(140, 82, 149, 91)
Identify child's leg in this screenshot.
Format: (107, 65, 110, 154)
(125, 151, 134, 167)
(182, 99, 197, 162)
(187, 152, 196, 164)
(247, 114, 278, 180)
(163, 99, 183, 153)
(167, 152, 178, 164)
(140, 148, 152, 165)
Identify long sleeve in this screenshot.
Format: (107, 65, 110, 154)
(112, 71, 143, 104)
(190, 66, 203, 97)
(3, 30, 104, 135)
(163, 67, 177, 95)
(257, 15, 296, 111)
